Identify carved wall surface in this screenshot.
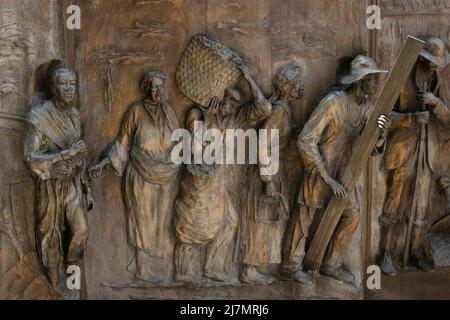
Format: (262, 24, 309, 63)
(0, 0, 64, 299)
(66, 0, 367, 299)
(2, 0, 450, 300)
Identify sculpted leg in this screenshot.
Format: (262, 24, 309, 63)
(174, 242, 203, 283)
(134, 250, 155, 282)
(379, 167, 408, 275)
(204, 201, 238, 283)
(321, 208, 359, 284)
(282, 205, 315, 284)
(410, 164, 434, 272)
(66, 187, 88, 265)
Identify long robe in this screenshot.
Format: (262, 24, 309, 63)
(241, 101, 295, 266)
(107, 100, 180, 258)
(175, 100, 272, 278)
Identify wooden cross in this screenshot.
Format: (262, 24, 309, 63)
(303, 36, 425, 272)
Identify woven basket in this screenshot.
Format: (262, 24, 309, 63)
(176, 35, 242, 107)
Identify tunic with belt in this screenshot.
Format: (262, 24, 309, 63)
(107, 100, 180, 258)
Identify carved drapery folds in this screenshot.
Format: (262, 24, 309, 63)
(2, 0, 450, 300)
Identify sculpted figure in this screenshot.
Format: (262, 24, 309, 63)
(24, 67, 94, 288)
(174, 61, 272, 284)
(282, 56, 391, 284)
(88, 70, 180, 282)
(240, 64, 304, 284)
(379, 37, 450, 275)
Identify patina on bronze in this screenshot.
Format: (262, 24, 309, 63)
(88, 69, 181, 283)
(240, 64, 303, 285)
(174, 52, 272, 284)
(24, 67, 93, 289)
(2, 0, 450, 301)
(283, 56, 391, 285)
(380, 36, 450, 276)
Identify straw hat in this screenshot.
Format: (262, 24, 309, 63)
(341, 55, 388, 85)
(420, 37, 450, 68)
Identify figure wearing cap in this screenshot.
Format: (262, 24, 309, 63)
(282, 55, 391, 284)
(379, 37, 450, 275)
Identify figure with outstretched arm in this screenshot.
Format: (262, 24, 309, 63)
(88, 69, 180, 283)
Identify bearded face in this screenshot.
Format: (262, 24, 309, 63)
(421, 57, 438, 73)
(360, 74, 378, 97)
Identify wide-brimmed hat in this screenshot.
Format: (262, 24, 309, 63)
(420, 37, 450, 68)
(341, 55, 388, 85)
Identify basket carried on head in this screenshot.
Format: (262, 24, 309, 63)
(176, 35, 242, 107)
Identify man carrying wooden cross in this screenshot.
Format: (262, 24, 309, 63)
(282, 55, 391, 285)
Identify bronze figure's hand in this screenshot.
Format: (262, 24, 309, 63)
(417, 91, 439, 106)
(377, 114, 391, 130)
(88, 163, 104, 178)
(265, 181, 276, 198)
(88, 157, 111, 178)
(206, 97, 221, 114)
(52, 164, 72, 177)
(377, 114, 391, 137)
(69, 140, 87, 157)
(233, 56, 249, 74)
(327, 178, 347, 199)
(413, 111, 430, 124)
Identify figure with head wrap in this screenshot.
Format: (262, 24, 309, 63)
(88, 69, 181, 283)
(174, 59, 272, 284)
(240, 64, 304, 284)
(24, 66, 94, 288)
(282, 55, 391, 285)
